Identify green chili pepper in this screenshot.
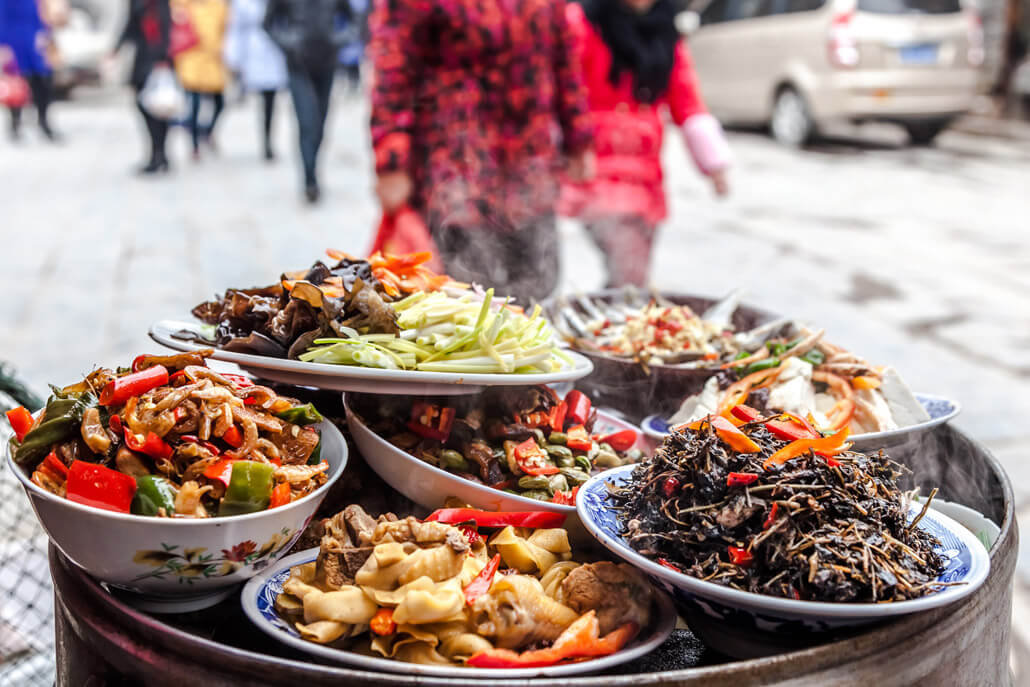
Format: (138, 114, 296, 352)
(744, 357, 781, 376)
(218, 461, 275, 516)
(131, 476, 178, 516)
(574, 455, 592, 473)
(274, 403, 324, 426)
(307, 437, 322, 465)
(560, 467, 591, 486)
(765, 341, 786, 356)
(735, 351, 752, 360)
(439, 449, 469, 471)
(801, 349, 825, 366)
(547, 431, 567, 445)
(12, 389, 98, 467)
(518, 475, 551, 490)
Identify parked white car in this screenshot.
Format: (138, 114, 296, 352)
(681, 0, 985, 145)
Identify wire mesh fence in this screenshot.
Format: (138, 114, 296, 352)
(0, 389, 55, 687)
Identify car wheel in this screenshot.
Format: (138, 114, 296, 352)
(770, 87, 815, 147)
(904, 119, 951, 146)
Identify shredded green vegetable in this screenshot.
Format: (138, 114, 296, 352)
(298, 289, 564, 373)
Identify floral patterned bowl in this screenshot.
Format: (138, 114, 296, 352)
(6, 419, 347, 612)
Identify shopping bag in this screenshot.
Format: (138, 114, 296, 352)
(169, 10, 200, 57)
(138, 65, 187, 120)
(370, 206, 442, 269)
(0, 74, 30, 109)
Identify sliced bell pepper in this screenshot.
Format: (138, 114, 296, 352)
(6, 406, 35, 442)
(852, 375, 881, 390)
(221, 373, 254, 388)
(551, 486, 579, 506)
(763, 426, 850, 470)
(512, 438, 559, 476)
(466, 612, 636, 668)
(274, 403, 324, 426)
(123, 428, 173, 460)
(598, 429, 637, 452)
(108, 413, 123, 434)
(564, 390, 591, 426)
(222, 424, 243, 448)
(458, 525, 481, 545)
(727, 472, 759, 487)
(711, 416, 761, 453)
(728, 545, 754, 567)
(204, 457, 239, 487)
(565, 424, 593, 452)
(464, 553, 501, 605)
(99, 365, 169, 407)
(370, 608, 396, 636)
(407, 402, 455, 441)
(424, 508, 566, 529)
(131, 475, 178, 516)
(548, 401, 567, 433)
(269, 482, 291, 509)
(65, 460, 137, 513)
(218, 461, 275, 516)
(43, 451, 69, 479)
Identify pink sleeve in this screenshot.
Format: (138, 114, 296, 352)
(666, 41, 707, 126)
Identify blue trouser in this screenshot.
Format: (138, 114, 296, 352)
(186, 91, 225, 152)
(287, 65, 334, 187)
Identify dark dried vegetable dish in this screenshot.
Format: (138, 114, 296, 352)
(7, 350, 327, 517)
(611, 407, 946, 602)
(349, 386, 644, 504)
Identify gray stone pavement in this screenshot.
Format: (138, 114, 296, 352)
(1, 87, 1029, 677)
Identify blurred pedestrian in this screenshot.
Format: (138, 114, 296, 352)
(369, 0, 594, 305)
(0, 0, 60, 141)
(224, 0, 286, 160)
(173, 0, 229, 159)
(560, 0, 730, 288)
(110, 0, 174, 174)
(263, 0, 356, 203)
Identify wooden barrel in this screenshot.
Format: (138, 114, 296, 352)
(53, 424, 1016, 687)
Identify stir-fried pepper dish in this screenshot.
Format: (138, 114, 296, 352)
(350, 387, 644, 503)
(611, 409, 946, 602)
(8, 351, 327, 517)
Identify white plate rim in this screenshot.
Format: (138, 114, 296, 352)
(639, 392, 961, 443)
(149, 319, 594, 394)
(576, 464, 990, 621)
(241, 547, 678, 678)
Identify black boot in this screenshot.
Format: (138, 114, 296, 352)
(304, 180, 321, 204)
(139, 154, 170, 175)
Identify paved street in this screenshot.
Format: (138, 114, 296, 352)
(1, 86, 1029, 679)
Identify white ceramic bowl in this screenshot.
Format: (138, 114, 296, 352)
(344, 395, 648, 539)
(7, 419, 347, 611)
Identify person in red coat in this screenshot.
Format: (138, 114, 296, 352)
(562, 0, 731, 288)
(368, 0, 595, 305)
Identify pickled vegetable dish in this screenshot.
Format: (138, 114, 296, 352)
(7, 351, 327, 517)
(350, 387, 644, 504)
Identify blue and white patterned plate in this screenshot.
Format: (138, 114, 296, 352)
(241, 548, 678, 678)
(577, 465, 989, 632)
(641, 393, 960, 449)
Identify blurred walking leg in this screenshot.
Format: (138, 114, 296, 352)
(583, 215, 656, 288)
(26, 74, 55, 141)
(205, 92, 225, 150)
(260, 89, 276, 160)
(187, 90, 202, 156)
(287, 65, 330, 203)
(8, 107, 21, 141)
(136, 99, 170, 174)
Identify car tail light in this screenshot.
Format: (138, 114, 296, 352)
(967, 12, 985, 66)
(827, 12, 859, 68)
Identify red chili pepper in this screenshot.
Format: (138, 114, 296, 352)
(565, 424, 593, 452)
(425, 508, 566, 529)
(657, 558, 682, 572)
(406, 402, 455, 441)
(513, 438, 559, 476)
(180, 434, 221, 456)
(550, 486, 579, 506)
(370, 608, 397, 636)
(221, 373, 253, 388)
(130, 354, 147, 373)
(662, 477, 680, 497)
(99, 365, 169, 407)
(763, 503, 779, 530)
(269, 482, 291, 509)
(108, 413, 123, 434)
(727, 472, 760, 487)
(203, 458, 238, 487)
(222, 425, 243, 448)
(463, 553, 501, 605)
(458, 525, 481, 545)
(548, 401, 567, 433)
(123, 428, 173, 460)
(5, 406, 34, 442)
(168, 370, 186, 384)
(598, 429, 638, 452)
(728, 545, 754, 567)
(466, 613, 636, 668)
(564, 390, 591, 426)
(824, 455, 841, 468)
(43, 450, 69, 479)
(65, 460, 137, 513)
